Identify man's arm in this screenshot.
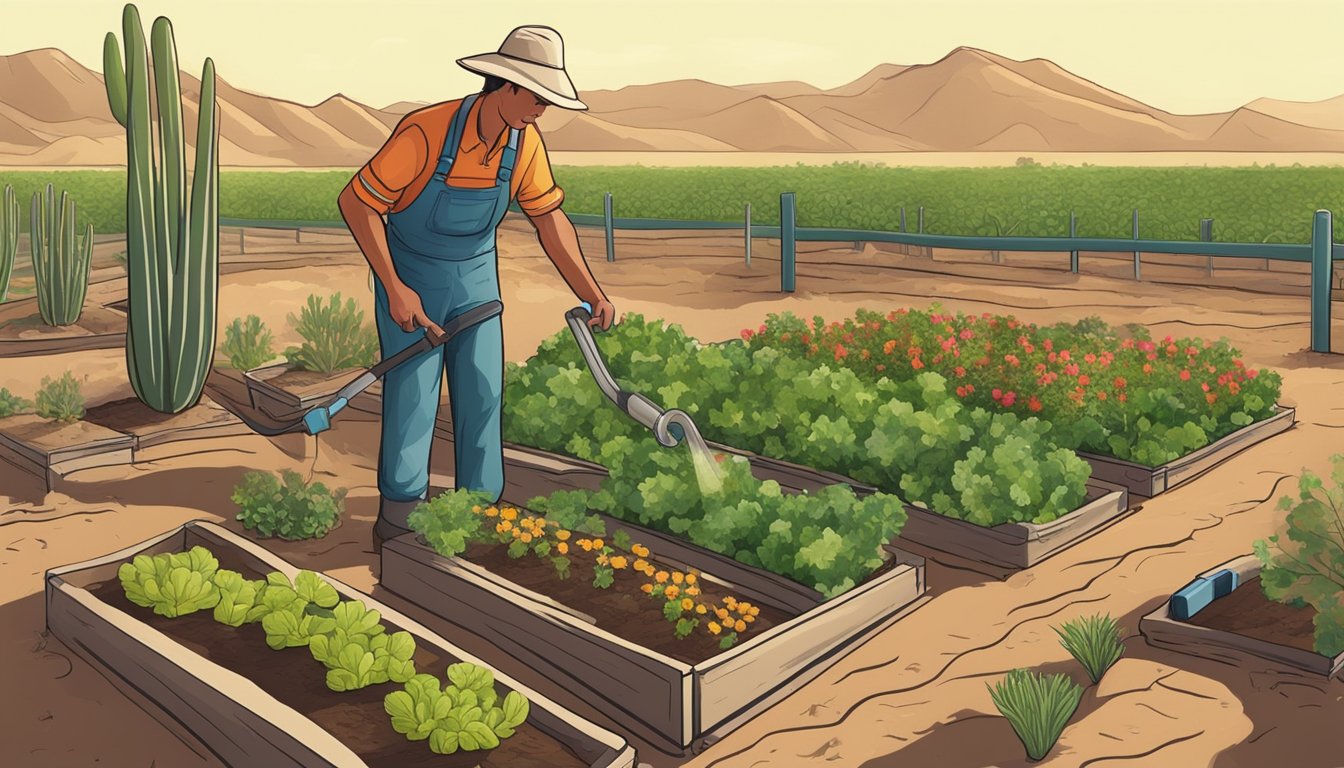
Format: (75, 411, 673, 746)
(338, 181, 443, 336)
(529, 207, 615, 329)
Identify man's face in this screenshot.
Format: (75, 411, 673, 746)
(499, 84, 549, 130)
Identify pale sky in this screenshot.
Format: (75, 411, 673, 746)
(2, 0, 1341, 114)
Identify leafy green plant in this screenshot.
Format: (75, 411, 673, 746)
(118, 545, 221, 618)
(29, 183, 94, 326)
(308, 600, 417, 691)
(35, 372, 85, 422)
(988, 669, 1083, 761)
(220, 315, 275, 370)
(106, 4, 221, 415)
(407, 490, 496, 558)
(0, 388, 30, 418)
(1254, 455, 1344, 657)
(212, 570, 265, 627)
(284, 293, 378, 373)
(384, 664, 529, 755)
(249, 570, 341, 650)
(1054, 614, 1124, 684)
(231, 470, 345, 540)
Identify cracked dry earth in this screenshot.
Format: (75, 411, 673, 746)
(3, 224, 1344, 767)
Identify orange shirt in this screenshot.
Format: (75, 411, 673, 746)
(352, 96, 564, 218)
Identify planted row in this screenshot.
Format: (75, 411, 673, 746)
(0, 372, 86, 422)
(745, 307, 1282, 467)
(505, 313, 1091, 529)
(218, 292, 377, 373)
(116, 545, 529, 756)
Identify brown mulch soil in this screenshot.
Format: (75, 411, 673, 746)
(1185, 576, 1321, 654)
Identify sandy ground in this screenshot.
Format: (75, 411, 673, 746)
(3, 220, 1344, 767)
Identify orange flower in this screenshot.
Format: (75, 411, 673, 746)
(555, 530, 571, 541)
(640, 584, 654, 594)
(500, 508, 518, 521)
(672, 572, 685, 585)
(655, 571, 670, 584)
(708, 622, 722, 635)
(591, 539, 604, 550)
(557, 542, 569, 555)
(664, 586, 681, 600)
(609, 556, 628, 570)
(484, 507, 499, 518)
(734, 619, 747, 633)
(695, 604, 708, 614)
(520, 532, 533, 544)
(684, 573, 697, 585)
(596, 554, 609, 566)
(680, 598, 694, 611)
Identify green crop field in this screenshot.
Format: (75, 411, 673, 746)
(1, 163, 1341, 242)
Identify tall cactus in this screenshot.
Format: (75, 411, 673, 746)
(29, 184, 94, 326)
(104, 3, 219, 414)
(0, 185, 16, 302)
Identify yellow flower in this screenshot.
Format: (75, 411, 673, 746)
(472, 505, 482, 513)
(724, 596, 738, 610)
(742, 614, 755, 624)
(686, 586, 701, 597)
(557, 542, 569, 555)
(578, 539, 593, 552)
(497, 520, 513, 533)
(672, 572, 685, 585)
(500, 508, 518, 521)
(734, 619, 747, 633)
(680, 598, 694, 611)
(520, 532, 533, 544)
(609, 556, 628, 570)
(641, 584, 654, 594)
(591, 539, 604, 550)
(748, 606, 760, 617)
(555, 530, 571, 541)
(484, 507, 498, 517)
(664, 586, 680, 600)
(695, 604, 708, 615)
(634, 558, 649, 572)
(684, 573, 697, 585)
(708, 622, 722, 635)
(715, 608, 730, 620)
(737, 602, 752, 615)
(632, 544, 650, 558)
(655, 571, 669, 584)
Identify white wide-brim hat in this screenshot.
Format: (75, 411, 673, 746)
(457, 26, 588, 111)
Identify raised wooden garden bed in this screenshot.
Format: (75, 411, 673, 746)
(45, 520, 636, 768)
(243, 363, 372, 422)
(83, 395, 250, 458)
(1140, 554, 1344, 678)
(380, 512, 926, 751)
(1078, 405, 1296, 498)
(0, 414, 133, 490)
(892, 480, 1130, 576)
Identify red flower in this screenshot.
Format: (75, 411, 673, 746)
(1065, 363, 1080, 376)
(1248, 369, 1259, 379)
(834, 344, 848, 360)
(1060, 350, 1072, 362)
(1201, 382, 1210, 392)
(1078, 374, 1091, 386)
(1097, 391, 1108, 401)
(1118, 393, 1127, 403)
(1001, 391, 1017, 407)
(1179, 370, 1191, 381)
(1084, 353, 1097, 364)
(1028, 396, 1043, 412)
(1143, 363, 1153, 374)
(992, 388, 1003, 400)
(954, 366, 967, 377)
(1043, 339, 1054, 352)
(911, 358, 925, 370)
(882, 339, 897, 355)
(1113, 377, 1127, 388)
(956, 386, 968, 397)
(741, 329, 754, 340)
(1206, 393, 1218, 404)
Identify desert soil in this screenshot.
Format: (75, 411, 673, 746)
(2, 216, 1343, 768)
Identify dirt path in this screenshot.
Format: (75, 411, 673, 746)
(2, 222, 1343, 767)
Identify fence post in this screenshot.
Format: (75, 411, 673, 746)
(239, 228, 245, 254)
(603, 192, 615, 262)
(1069, 211, 1078, 274)
(1200, 218, 1214, 276)
(917, 206, 925, 234)
(744, 203, 752, 267)
(780, 192, 796, 293)
(1311, 209, 1332, 353)
(1132, 209, 1141, 280)
(899, 206, 906, 233)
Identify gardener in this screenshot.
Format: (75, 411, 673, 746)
(337, 25, 615, 552)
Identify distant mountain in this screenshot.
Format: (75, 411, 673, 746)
(0, 45, 1340, 166)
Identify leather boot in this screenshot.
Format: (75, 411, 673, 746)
(373, 495, 425, 555)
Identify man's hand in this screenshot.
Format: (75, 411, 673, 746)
(387, 280, 445, 337)
(587, 297, 615, 330)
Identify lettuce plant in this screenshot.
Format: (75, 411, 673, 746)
(248, 570, 341, 650)
(212, 570, 265, 627)
(384, 664, 530, 755)
(308, 600, 417, 691)
(118, 546, 221, 618)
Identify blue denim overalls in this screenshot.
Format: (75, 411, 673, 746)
(377, 93, 515, 505)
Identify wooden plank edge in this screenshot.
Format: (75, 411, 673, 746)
(1139, 600, 1341, 677)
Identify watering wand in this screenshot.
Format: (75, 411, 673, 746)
(565, 302, 712, 455)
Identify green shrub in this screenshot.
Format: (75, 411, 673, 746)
(231, 470, 345, 540)
(35, 372, 85, 422)
(220, 314, 275, 370)
(988, 669, 1082, 761)
(1054, 614, 1124, 684)
(285, 293, 378, 373)
(1254, 455, 1344, 657)
(0, 387, 30, 417)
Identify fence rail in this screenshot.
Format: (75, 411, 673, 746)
(220, 195, 1344, 354)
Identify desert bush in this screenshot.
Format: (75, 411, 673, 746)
(232, 470, 345, 540)
(1054, 614, 1124, 684)
(221, 315, 275, 370)
(0, 387, 30, 418)
(1254, 455, 1344, 656)
(988, 669, 1082, 761)
(35, 372, 85, 422)
(285, 293, 378, 373)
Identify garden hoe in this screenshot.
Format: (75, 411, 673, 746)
(230, 299, 504, 437)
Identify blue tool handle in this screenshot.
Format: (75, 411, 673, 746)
(328, 397, 349, 417)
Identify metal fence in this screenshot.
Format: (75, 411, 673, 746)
(221, 195, 1344, 353)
